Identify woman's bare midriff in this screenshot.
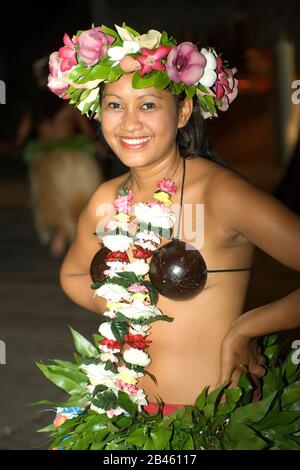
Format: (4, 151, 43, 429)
(94, 157, 255, 405)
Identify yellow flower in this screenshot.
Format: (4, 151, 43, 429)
(107, 301, 123, 311)
(153, 191, 172, 205)
(115, 213, 130, 222)
(130, 292, 148, 302)
(117, 370, 137, 385)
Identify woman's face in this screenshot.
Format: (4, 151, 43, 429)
(100, 73, 188, 168)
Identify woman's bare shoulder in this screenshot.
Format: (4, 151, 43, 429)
(83, 172, 130, 221)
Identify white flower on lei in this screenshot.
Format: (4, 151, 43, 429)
(130, 388, 148, 409)
(80, 363, 116, 388)
(103, 261, 127, 278)
(123, 259, 149, 276)
(197, 48, 217, 87)
(117, 300, 162, 320)
(129, 324, 150, 335)
(134, 203, 176, 229)
(98, 322, 117, 340)
(102, 234, 132, 252)
(99, 351, 119, 363)
(123, 347, 151, 367)
(95, 283, 131, 301)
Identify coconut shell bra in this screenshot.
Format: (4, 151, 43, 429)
(90, 157, 252, 300)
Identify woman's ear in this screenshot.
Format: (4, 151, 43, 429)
(177, 98, 193, 129)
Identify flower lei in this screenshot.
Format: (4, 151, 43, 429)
(48, 22, 238, 119)
(52, 177, 177, 426)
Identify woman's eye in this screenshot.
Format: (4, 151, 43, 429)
(141, 102, 157, 110)
(107, 102, 122, 110)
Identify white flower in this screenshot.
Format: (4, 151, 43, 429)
(135, 230, 160, 244)
(117, 301, 162, 320)
(98, 322, 117, 340)
(95, 283, 131, 301)
(104, 261, 127, 278)
(77, 87, 101, 113)
(106, 407, 127, 418)
(103, 310, 117, 319)
(129, 324, 150, 335)
(107, 40, 140, 64)
(102, 234, 132, 252)
(106, 218, 130, 232)
(123, 347, 151, 367)
(80, 363, 116, 387)
(115, 25, 161, 49)
(197, 48, 217, 87)
(99, 351, 118, 363)
(136, 29, 162, 48)
(123, 259, 149, 276)
(134, 203, 176, 229)
(90, 403, 106, 415)
(130, 389, 148, 408)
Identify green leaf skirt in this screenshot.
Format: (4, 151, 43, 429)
(36, 330, 300, 450)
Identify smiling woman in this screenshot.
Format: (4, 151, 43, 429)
(37, 23, 300, 450)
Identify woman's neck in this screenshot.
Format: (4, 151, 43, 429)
(126, 146, 183, 193)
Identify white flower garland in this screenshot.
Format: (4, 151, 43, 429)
(74, 177, 178, 419)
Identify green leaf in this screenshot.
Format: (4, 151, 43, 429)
(150, 427, 172, 449)
(126, 427, 147, 447)
(281, 382, 300, 410)
(117, 391, 138, 417)
(194, 386, 208, 411)
(154, 71, 170, 90)
(69, 327, 99, 358)
(218, 387, 243, 415)
(182, 435, 194, 450)
(132, 70, 156, 89)
(224, 423, 267, 450)
(101, 25, 121, 41)
(36, 363, 85, 394)
(185, 85, 196, 99)
(110, 320, 128, 344)
(93, 390, 118, 410)
(230, 392, 277, 425)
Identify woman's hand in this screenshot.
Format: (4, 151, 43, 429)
(216, 324, 267, 402)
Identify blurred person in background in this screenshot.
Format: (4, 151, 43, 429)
(15, 56, 104, 259)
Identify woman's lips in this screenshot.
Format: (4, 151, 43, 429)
(119, 136, 152, 149)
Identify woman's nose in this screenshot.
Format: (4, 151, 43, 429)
(120, 109, 143, 132)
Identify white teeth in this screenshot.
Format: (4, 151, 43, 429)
(121, 137, 151, 145)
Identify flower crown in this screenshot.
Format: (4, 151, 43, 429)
(48, 23, 238, 120)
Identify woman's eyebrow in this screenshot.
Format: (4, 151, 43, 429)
(102, 93, 163, 100)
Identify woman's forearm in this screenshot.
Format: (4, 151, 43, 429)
(234, 287, 300, 338)
(60, 272, 107, 315)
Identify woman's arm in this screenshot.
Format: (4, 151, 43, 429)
(59, 182, 113, 315)
(211, 169, 300, 386)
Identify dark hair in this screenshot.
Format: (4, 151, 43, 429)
(97, 83, 228, 168)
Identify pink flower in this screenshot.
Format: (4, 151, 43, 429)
(135, 46, 171, 77)
(47, 52, 70, 98)
(114, 191, 134, 214)
(157, 178, 176, 194)
(127, 283, 149, 293)
(78, 27, 115, 66)
(58, 33, 78, 72)
(214, 57, 238, 111)
(165, 42, 206, 86)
